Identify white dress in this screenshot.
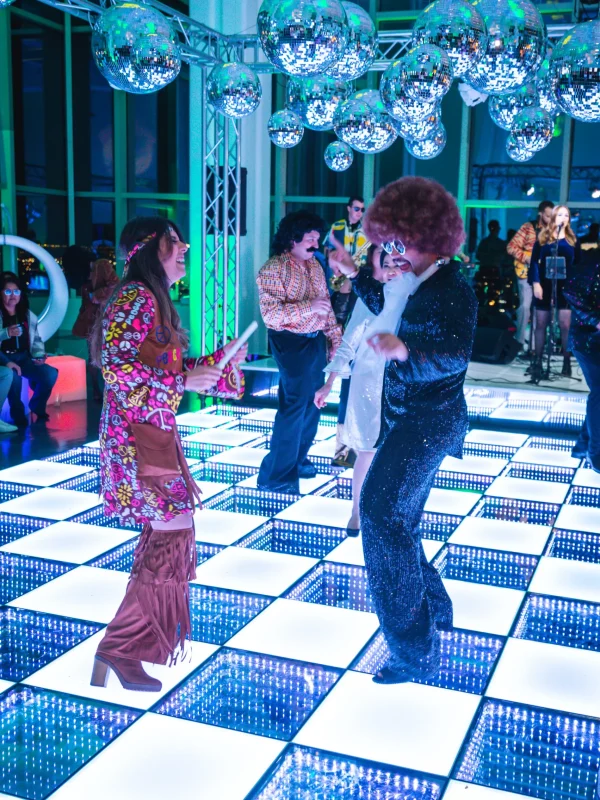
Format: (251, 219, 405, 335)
(324, 267, 437, 452)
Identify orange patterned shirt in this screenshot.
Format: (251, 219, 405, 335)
(257, 252, 342, 352)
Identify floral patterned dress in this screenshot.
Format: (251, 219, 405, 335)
(99, 282, 224, 527)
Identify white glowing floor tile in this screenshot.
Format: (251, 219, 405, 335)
(325, 535, 365, 566)
(24, 630, 217, 711)
(448, 517, 552, 555)
(444, 579, 524, 636)
(193, 546, 317, 596)
(422, 539, 443, 561)
(183, 428, 261, 447)
(489, 406, 547, 422)
(193, 508, 267, 546)
(445, 781, 530, 800)
(83, 440, 100, 449)
(487, 638, 600, 717)
(207, 447, 267, 468)
(8, 565, 129, 623)
(0, 460, 96, 488)
(237, 473, 332, 495)
(176, 411, 233, 429)
(195, 480, 231, 501)
(276, 495, 353, 528)
(552, 399, 587, 414)
(0, 680, 13, 695)
(294, 670, 479, 776)
(241, 408, 276, 422)
(339, 467, 354, 481)
(228, 598, 378, 668)
(313, 425, 336, 441)
(573, 468, 600, 488)
(424, 488, 481, 516)
(512, 446, 581, 469)
(0, 488, 101, 521)
(555, 504, 600, 534)
(465, 430, 529, 448)
(0, 521, 135, 563)
(485, 476, 569, 503)
(50, 713, 285, 800)
(440, 455, 507, 477)
(466, 398, 505, 411)
(308, 438, 337, 459)
(529, 557, 600, 603)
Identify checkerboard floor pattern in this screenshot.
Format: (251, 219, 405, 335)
(1, 404, 600, 799)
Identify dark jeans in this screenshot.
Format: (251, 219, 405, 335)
(258, 330, 326, 489)
(3, 352, 58, 421)
(573, 348, 600, 462)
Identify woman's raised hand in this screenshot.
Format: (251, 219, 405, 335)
(185, 364, 223, 392)
(328, 239, 357, 277)
(223, 338, 249, 364)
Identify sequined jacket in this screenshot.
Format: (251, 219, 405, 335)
(353, 262, 478, 448)
(563, 262, 600, 355)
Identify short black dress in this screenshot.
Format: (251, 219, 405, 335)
(529, 238, 580, 311)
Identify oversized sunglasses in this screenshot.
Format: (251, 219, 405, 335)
(3, 289, 21, 297)
(381, 239, 406, 256)
(352, 205, 365, 212)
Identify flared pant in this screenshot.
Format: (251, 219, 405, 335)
(97, 524, 197, 665)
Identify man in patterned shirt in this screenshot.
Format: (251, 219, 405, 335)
(256, 210, 342, 494)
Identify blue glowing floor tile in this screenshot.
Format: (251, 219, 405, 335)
(314, 480, 352, 501)
(68, 506, 143, 531)
(0, 607, 102, 681)
(88, 538, 221, 573)
(189, 585, 272, 644)
(464, 441, 520, 459)
(0, 482, 37, 503)
(454, 699, 600, 800)
(237, 519, 345, 559)
(471, 496, 560, 527)
(45, 448, 101, 468)
(568, 486, 600, 508)
(433, 471, 494, 492)
(189, 461, 257, 484)
(0, 553, 73, 605)
(526, 436, 576, 452)
(247, 744, 446, 800)
(545, 529, 600, 563)
(155, 647, 341, 741)
(432, 544, 538, 590)
(55, 470, 102, 494)
(513, 593, 600, 652)
(0, 513, 52, 546)
(205, 486, 300, 517)
(544, 412, 586, 431)
(352, 628, 504, 694)
(417, 511, 463, 541)
(0, 685, 140, 800)
(505, 463, 576, 484)
(284, 562, 374, 613)
(181, 441, 229, 460)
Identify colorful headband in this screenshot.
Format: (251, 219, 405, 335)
(124, 232, 157, 271)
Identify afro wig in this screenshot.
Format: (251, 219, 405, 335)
(271, 210, 326, 256)
(363, 177, 465, 258)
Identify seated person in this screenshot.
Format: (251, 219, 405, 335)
(0, 273, 58, 427)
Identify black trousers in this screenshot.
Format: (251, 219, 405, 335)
(258, 330, 326, 489)
(360, 421, 466, 678)
(573, 348, 600, 463)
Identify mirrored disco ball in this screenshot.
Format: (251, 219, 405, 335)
(333, 89, 398, 153)
(257, 0, 279, 50)
(536, 57, 559, 116)
(550, 19, 600, 122)
(261, 0, 348, 76)
(413, 0, 487, 79)
(326, 1, 377, 81)
(401, 44, 453, 103)
(405, 124, 447, 159)
(393, 109, 440, 140)
(0, 0, 17, 7)
(511, 106, 553, 152)
(268, 109, 304, 147)
(380, 59, 437, 121)
(465, 0, 545, 95)
(207, 63, 262, 118)
(285, 75, 349, 131)
(324, 141, 354, 171)
(506, 134, 534, 161)
(488, 83, 538, 130)
(92, 2, 181, 94)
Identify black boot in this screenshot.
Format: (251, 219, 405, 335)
(530, 357, 543, 385)
(561, 356, 572, 378)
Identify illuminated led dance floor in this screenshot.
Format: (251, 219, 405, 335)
(0, 403, 600, 799)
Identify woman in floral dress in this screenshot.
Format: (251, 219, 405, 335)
(89, 216, 246, 692)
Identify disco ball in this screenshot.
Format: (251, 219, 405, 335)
(92, 3, 181, 94)
(511, 107, 553, 152)
(506, 134, 534, 161)
(405, 124, 447, 159)
(380, 59, 438, 121)
(464, 0, 545, 95)
(257, 0, 279, 50)
(268, 109, 304, 148)
(324, 141, 354, 171)
(488, 83, 538, 130)
(393, 109, 440, 140)
(333, 89, 398, 154)
(326, 1, 377, 81)
(536, 57, 559, 116)
(285, 75, 349, 131)
(260, 0, 348, 77)
(0, 0, 16, 7)
(550, 19, 600, 122)
(413, 0, 487, 79)
(401, 44, 453, 103)
(207, 63, 262, 118)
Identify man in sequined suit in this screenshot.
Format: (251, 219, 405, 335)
(330, 177, 478, 684)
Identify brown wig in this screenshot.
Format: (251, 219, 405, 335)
(1, 272, 29, 325)
(539, 205, 577, 247)
(89, 217, 189, 366)
(363, 176, 465, 257)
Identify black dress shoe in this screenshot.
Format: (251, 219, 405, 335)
(298, 461, 317, 479)
(346, 527, 360, 538)
(33, 412, 50, 423)
(256, 481, 300, 495)
(12, 416, 29, 428)
(572, 444, 588, 459)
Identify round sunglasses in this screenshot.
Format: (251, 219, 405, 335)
(3, 289, 21, 297)
(381, 239, 406, 256)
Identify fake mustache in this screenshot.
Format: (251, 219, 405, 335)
(306, 246, 318, 252)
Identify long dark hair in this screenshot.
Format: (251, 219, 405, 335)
(89, 216, 189, 366)
(1, 272, 29, 325)
(271, 210, 325, 256)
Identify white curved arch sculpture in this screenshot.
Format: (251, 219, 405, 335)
(0, 234, 69, 341)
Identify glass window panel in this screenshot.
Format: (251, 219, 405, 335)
(126, 199, 189, 237)
(75, 199, 115, 257)
(467, 207, 539, 258)
(569, 121, 600, 205)
(14, 193, 68, 279)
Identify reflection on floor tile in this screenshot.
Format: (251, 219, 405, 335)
(418, 512, 463, 541)
(206, 487, 300, 517)
(0, 553, 73, 605)
(433, 545, 538, 590)
(513, 593, 600, 652)
(189, 584, 272, 645)
(471, 496, 559, 527)
(237, 519, 345, 559)
(285, 562, 374, 613)
(545, 528, 600, 563)
(87, 539, 222, 574)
